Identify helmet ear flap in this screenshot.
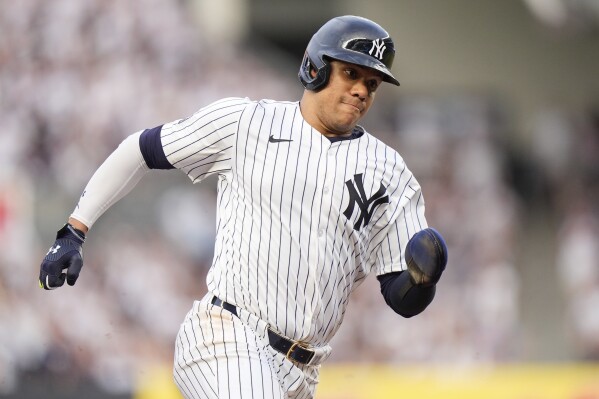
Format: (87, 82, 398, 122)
(298, 54, 330, 91)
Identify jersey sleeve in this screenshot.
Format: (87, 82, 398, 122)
(160, 97, 250, 184)
(372, 177, 428, 276)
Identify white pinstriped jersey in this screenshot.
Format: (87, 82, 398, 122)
(161, 97, 427, 346)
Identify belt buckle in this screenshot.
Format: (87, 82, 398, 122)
(286, 341, 309, 361)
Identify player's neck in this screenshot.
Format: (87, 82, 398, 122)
(298, 96, 354, 139)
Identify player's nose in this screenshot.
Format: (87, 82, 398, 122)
(350, 80, 369, 100)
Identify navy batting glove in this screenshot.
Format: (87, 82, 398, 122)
(39, 224, 86, 290)
(405, 228, 448, 287)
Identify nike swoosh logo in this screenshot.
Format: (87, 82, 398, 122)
(269, 135, 293, 143)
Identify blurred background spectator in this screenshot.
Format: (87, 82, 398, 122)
(1, 0, 598, 397)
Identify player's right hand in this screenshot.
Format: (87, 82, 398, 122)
(39, 223, 86, 290)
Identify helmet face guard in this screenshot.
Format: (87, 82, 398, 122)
(299, 15, 400, 91)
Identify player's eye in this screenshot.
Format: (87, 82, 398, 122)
(368, 80, 380, 92)
(344, 68, 358, 79)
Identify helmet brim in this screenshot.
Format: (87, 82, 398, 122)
(325, 53, 400, 86)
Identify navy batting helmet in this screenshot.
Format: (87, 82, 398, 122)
(298, 15, 400, 91)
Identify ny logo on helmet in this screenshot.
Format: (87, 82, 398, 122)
(369, 38, 386, 60)
(343, 173, 389, 231)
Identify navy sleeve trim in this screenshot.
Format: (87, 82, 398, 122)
(139, 125, 174, 170)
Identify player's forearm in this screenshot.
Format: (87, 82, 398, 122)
(69, 131, 149, 229)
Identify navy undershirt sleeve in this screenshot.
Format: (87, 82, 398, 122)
(139, 125, 174, 170)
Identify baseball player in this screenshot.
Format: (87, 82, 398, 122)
(39, 15, 448, 399)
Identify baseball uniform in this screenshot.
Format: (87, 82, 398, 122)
(136, 97, 427, 398)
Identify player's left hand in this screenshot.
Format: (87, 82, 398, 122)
(39, 223, 86, 290)
(405, 228, 448, 287)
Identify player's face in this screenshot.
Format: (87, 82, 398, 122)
(305, 60, 383, 137)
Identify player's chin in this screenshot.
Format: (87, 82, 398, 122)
(335, 113, 362, 131)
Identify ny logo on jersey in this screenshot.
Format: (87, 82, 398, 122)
(369, 38, 386, 60)
(343, 173, 389, 231)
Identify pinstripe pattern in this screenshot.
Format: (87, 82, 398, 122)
(164, 97, 426, 397)
(174, 297, 319, 399)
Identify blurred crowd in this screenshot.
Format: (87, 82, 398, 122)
(534, 106, 599, 360)
(1, 0, 598, 396)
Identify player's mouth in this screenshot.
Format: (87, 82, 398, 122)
(342, 101, 364, 114)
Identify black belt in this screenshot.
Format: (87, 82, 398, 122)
(211, 296, 315, 365)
